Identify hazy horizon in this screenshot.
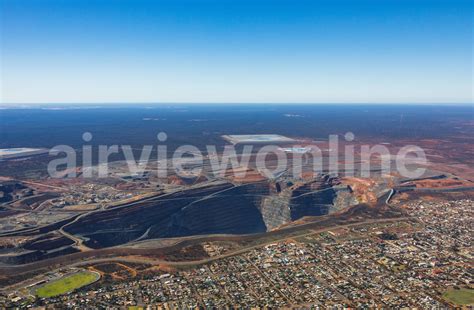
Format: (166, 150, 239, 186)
(0, 102, 473, 107)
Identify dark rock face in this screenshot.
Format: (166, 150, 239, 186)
(0, 247, 79, 265)
(65, 182, 268, 248)
(289, 177, 337, 220)
(161, 182, 268, 237)
(23, 233, 74, 251)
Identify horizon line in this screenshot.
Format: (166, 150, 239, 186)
(1, 102, 473, 107)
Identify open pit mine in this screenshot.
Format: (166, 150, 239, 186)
(0, 173, 354, 265)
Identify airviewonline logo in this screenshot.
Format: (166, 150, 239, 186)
(47, 132, 428, 180)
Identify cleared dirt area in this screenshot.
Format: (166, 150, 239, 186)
(341, 177, 378, 205)
(404, 178, 474, 189)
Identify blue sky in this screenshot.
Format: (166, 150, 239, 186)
(0, 0, 472, 104)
